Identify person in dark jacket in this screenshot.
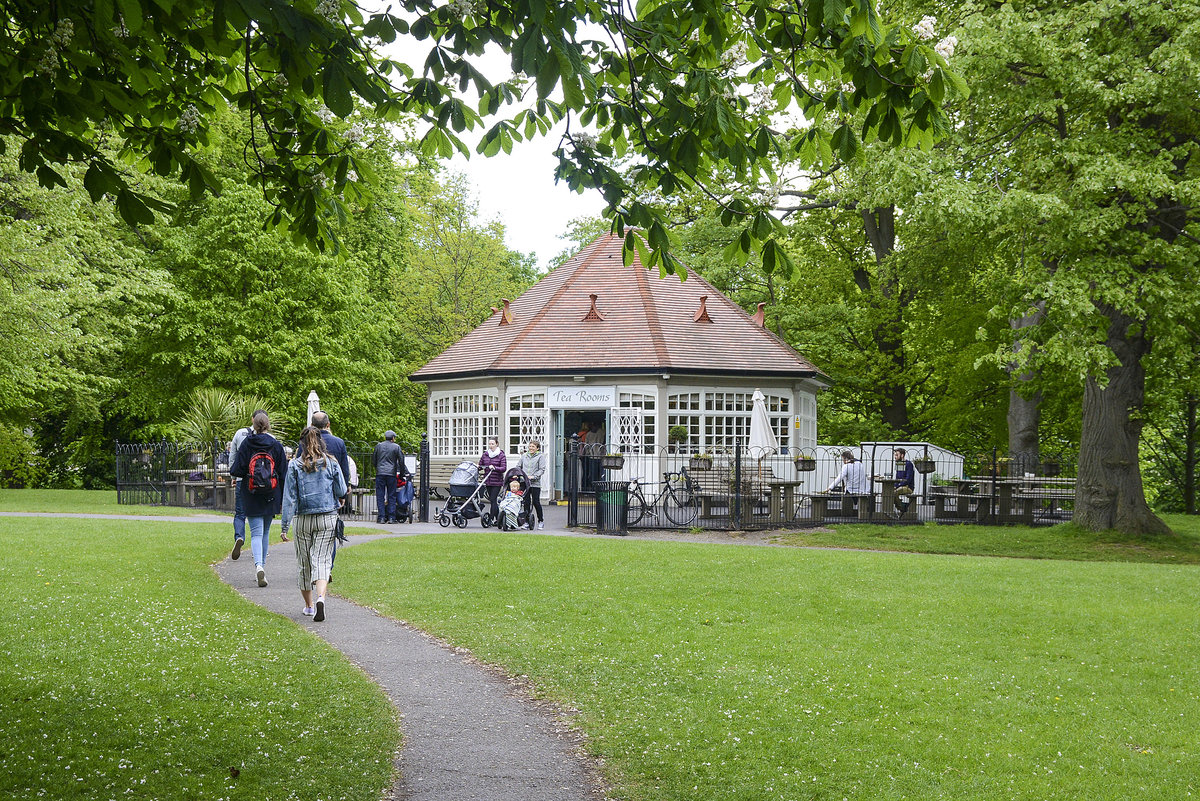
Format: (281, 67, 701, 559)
(478, 437, 507, 525)
(309, 411, 350, 502)
(889, 447, 916, 516)
(231, 411, 287, 588)
(372, 430, 405, 523)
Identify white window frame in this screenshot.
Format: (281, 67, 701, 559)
(430, 391, 500, 457)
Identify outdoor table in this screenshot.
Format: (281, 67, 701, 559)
(765, 479, 805, 523)
(872, 476, 915, 520)
(930, 483, 981, 520)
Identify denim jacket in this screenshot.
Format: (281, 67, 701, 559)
(281, 457, 347, 530)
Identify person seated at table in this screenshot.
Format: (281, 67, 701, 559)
(886, 448, 916, 517)
(827, 450, 869, 511)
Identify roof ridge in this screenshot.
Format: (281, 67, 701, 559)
(490, 240, 603, 368)
(634, 263, 672, 367)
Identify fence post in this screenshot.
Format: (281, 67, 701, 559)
(567, 433, 579, 528)
(159, 439, 169, 505)
(419, 432, 430, 523)
(115, 442, 122, 505)
(211, 437, 220, 511)
(733, 439, 742, 526)
(989, 445, 998, 522)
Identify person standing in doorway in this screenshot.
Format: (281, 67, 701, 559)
(518, 440, 547, 529)
(231, 411, 286, 587)
(478, 438, 507, 524)
(228, 413, 259, 561)
(372, 430, 405, 523)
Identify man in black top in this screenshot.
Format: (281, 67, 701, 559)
(372, 430, 405, 523)
(310, 411, 351, 506)
(890, 447, 916, 517)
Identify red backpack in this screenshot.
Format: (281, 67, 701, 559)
(247, 451, 277, 496)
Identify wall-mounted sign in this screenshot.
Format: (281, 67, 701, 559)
(547, 385, 617, 409)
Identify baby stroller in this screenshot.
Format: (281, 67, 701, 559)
(394, 469, 415, 524)
(497, 467, 532, 531)
(436, 462, 495, 528)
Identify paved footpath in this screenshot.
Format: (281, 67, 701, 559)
(11, 505, 788, 800)
(214, 516, 605, 801)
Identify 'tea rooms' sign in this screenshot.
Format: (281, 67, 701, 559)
(546, 386, 617, 409)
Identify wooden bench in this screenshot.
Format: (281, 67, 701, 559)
(422, 462, 462, 500)
(796, 492, 875, 524)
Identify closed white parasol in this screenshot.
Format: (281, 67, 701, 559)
(306, 390, 320, 427)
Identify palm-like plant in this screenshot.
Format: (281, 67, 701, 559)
(173, 389, 288, 445)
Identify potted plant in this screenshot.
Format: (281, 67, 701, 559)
(913, 457, 936, 474)
(689, 452, 713, 470)
(667, 425, 688, 449)
(792, 449, 817, 471)
(600, 452, 625, 470)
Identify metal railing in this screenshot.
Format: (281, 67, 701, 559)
(116, 437, 431, 522)
(563, 441, 1076, 531)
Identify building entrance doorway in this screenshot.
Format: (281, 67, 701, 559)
(554, 409, 609, 495)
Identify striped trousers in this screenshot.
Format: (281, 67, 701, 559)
(293, 511, 338, 590)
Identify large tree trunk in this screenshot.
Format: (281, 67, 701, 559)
(860, 206, 912, 435)
(1007, 303, 1045, 466)
(1075, 303, 1171, 534)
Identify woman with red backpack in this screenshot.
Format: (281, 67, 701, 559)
(231, 410, 287, 588)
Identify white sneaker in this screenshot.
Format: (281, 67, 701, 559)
(314, 597, 326, 622)
(256, 566, 267, 587)
(302, 607, 315, 617)
(537, 522, 545, 530)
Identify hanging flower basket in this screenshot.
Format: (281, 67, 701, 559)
(792, 451, 817, 471)
(913, 458, 936, 474)
(689, 455, 713, 471)
(601, 454, 625, 470)
(1041, 459, 1061, 476)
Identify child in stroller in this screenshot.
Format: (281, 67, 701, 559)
(498, 467, 532, 530)
(394, 467, 415, 523)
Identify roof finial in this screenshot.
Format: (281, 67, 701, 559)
(582, 293, 607, 321)
(693, 295, 713, 323)
(499, 298, 513, 325)
(751, 302, 766, 328)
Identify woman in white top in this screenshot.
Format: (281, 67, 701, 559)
(517, 440, 547, 529)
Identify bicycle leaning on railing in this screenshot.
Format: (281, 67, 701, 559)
(625, 469, 699, 526)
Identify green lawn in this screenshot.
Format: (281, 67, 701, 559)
(335, 532, 1200, 801)
(0, 518, 399, 801)
(0, 488, 220, 516)
(773, 513, 1200, 563)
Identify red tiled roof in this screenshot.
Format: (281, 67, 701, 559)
(410, 233, 825, 382)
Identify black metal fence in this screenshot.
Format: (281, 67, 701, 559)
(118, 437, 1076, 530)
(565, 440, 1077, 531)
(116, 437, 428, 523)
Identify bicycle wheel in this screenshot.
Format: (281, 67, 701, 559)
(662, 488, 698, 526)
(626, 491, 650, 526)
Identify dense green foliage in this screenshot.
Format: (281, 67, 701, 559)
(0, 517, 400, 800)
(0, 109, 534, 485)
(647, 0, 1198, 525)
(339, 531, 1200, 801)
(1, 0, 953, 269)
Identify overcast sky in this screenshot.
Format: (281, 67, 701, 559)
(370, 5, 608, 271)
(446, 122, 607, 271)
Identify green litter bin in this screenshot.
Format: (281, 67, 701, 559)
(594, 480, 630, 535)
